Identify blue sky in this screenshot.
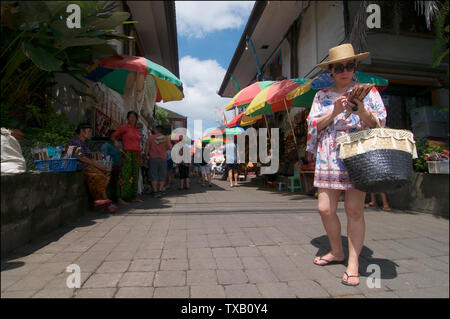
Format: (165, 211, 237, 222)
(162, 1, 254, 139)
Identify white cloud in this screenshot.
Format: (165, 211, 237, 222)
(176, 1, 255, 38)
(162, 56, 234, 139)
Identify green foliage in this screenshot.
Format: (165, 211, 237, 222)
(432, 0, 449, 77)
(1, 1, 134, 107)
(413, 139, 445, 172)
(155, 105, 169, 125)
(20, 103, 75, 171)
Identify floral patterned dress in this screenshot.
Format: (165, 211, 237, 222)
(306, 84, 387, 190)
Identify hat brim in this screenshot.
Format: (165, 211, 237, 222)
(317, 52, 370, 69)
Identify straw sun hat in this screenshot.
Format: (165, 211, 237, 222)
(317, 43, 370, 69)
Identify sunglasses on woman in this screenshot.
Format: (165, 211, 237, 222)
(333, 62, 356, 74)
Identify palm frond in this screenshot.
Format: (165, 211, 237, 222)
(415, 1, 440, 30)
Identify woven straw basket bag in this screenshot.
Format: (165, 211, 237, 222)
(336, 124, 418, 193)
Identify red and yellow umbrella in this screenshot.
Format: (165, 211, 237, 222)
(225, 81, 276, 111)
(245, 78, 313, 117)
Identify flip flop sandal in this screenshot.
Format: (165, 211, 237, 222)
(313, 255, 345, 266)
(94, 199, 112, 208)
(341, 271, 360, 286)
(104, 204, 118, 213)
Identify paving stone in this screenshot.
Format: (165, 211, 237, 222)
(115, 287, 154, 298)
(224, 284, 262, 298)
(1, 290, 38, 298)
(129, 259, 160, 272)
(215, 257, 243, 270)
(153, 286, 189, 298)
(162, 248, 187, 259)
(118, 272, 154, 287)
(363, 291, 399, 298)
(6, 274, 54, 292)
(212, 247, 237, 258)
(245, 268, 279, 284)
(105, 250, 134, 261)
(394, 286, 449, 298)
(236, 246, 261, 257)
(314, 277, 364, 297)
(217, 269, 248, 285)
(83, 273, 123, 288)
(160, 259, 189, 271)
(96, 261, 130, 273)
(241, 256, 270, 269)
(32, 288, 74, 298)
(47, 252, 83, 263)
(258, 245, 287, 257)
(1, 274, 22, 291)
(75, 288, 116, 298)
(188, 248, 213, 259)
(190, 285, 226, 298)
(256, 282, 296, 298)
(189, 258, 217, 270)
(288, 280, 331, 298)
(187, 270, 217, 285)
(154, 271, 186, 287)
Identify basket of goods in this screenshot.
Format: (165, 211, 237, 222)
(33, 146, 77, 172)
(336, 124, 418, 193)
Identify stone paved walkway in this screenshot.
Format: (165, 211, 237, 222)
(1, 177, 449, 298)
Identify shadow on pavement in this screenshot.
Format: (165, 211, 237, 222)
(311, 235, 399, 279)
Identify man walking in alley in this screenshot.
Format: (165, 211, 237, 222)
(145, 125, 172, 197)
(224, 135, 240, 188)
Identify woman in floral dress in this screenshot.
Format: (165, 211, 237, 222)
(306, 44, 387, 286)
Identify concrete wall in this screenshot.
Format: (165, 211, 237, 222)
(1, 172, 89, 255)
(298, 1, 346, 77)
(387, 172, 449, 217)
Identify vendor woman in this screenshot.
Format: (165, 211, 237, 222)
(306, 44, 387, 286)
(66, 123, 118, 212)
(111, 111, 144, 204)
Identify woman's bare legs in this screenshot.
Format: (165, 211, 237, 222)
(314, 188, 345, 265)
(380, 193, 391, 210)
(343, 188, 366, 285)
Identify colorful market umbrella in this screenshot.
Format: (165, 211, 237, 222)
(224, 126, 246, 135)
(310, 71, 388, 91)
(240, 114, 263, 127)
(245, 78, 314, 117)
(85, 55, 184, 102)
(225, 81, 276, 111)
(227, 112, 245, 127)
(228, 111, 262, 128)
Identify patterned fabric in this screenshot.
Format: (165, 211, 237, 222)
(82, 164, 110, 200)
(117, 151, 139, 200)
(306, 84, 387, 190)
(67, 136, 91, 171)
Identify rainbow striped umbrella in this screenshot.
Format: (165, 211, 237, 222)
(85, 55, 183, 102)
(245, 78, 316, 117)
(225, 81, 276, 111)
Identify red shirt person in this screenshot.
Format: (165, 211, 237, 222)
(145, 125, 172, 197)
(110, 111, 144, 204)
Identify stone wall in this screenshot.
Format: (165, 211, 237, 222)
(1, 171, 89, 255)
(387, 173, 449, 217)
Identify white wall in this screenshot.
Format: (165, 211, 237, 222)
(280, 39, 291, 79)
(298, 1, 346, 77)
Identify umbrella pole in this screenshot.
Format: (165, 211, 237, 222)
(263, 115, 271, 139)
(283, 98, 298, 148)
